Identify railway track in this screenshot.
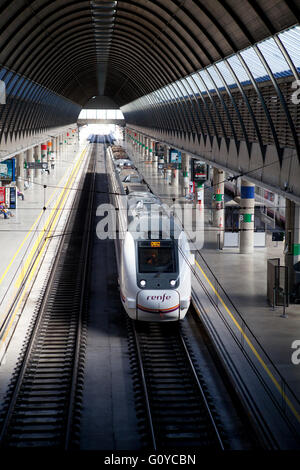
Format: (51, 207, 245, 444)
(0, 143, 97, 449)
(129, 320, 226, 450)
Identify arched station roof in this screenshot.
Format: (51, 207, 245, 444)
(0, 0, 298, 106)
(0, 0, 298, 143)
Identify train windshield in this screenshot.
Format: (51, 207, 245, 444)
(138, 247, 176, 273)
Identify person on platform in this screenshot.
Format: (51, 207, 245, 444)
(0, 202, 14, 218)
(16, 186, 24, 200)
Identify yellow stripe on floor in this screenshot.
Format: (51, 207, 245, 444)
(195, 259, 300, 424)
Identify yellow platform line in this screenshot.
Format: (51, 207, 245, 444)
(195, 259, 300, 424)
(0, 149, 85, 288)
(15, 147, 87, 289)
(0, 146, 87, 346)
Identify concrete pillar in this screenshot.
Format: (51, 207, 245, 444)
(41, 143, 47, 162)
(62, 134, 67, 158)
(149, 140, 154, 162)
(196, 182, 204, 206)
(285, 199, 300, 296)
(145, 137, 149, 160)
(147, 138, 150, 159)
(34, 145, 41, 179)
(16, 152, 25, 192)
(212, 168, 225, 228)
(158, 156, 164, 173)
(166, 168, 172, 184)
(136, 133, 139, 153)
(27, 147, 34, 184)
(142, 136, 146, 159)
(137, 133, 140, 154)
(172, 167, 179, 186)
(182, 153, 190, 196)
(62, 134, 65, 157)
(58, 135, 62, 160)
(55, 137, 59, 162)
(164, 145, 169, 163)
(140, 135, 144, 157)
(47, 141, 52, 167)
(239, 180, 255, 254)
(51, 138, 56, 169)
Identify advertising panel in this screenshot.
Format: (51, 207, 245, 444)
(192, 159, 208, 183)
(0, 187, 5, 204)
(10, 187, 16, 209)
(5, 187, 10, 206)
(169, 149, 182, 165)
(0, 158, 15, 184)
(0, 187, 17, 208)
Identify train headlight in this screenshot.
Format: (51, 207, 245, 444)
(170, 280, 176, 287)
(140, 280, 147, 287)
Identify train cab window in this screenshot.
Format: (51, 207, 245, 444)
(138, 247, 176, 273)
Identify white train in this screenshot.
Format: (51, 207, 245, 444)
(107, 145, 193, 321)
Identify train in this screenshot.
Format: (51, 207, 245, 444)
(106, 144, 194, 321)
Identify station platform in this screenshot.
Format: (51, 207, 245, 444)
(0, 142, 88, 360)
(126, 142, 300, 449)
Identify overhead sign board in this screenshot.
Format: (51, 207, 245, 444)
(27, 162, 48, 170)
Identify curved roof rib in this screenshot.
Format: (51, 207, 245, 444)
(0, 0, 297, 107)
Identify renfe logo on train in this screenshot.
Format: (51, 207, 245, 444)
(147, 294, 171, 302)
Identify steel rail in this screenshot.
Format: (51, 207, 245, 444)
(131, 321, 225, 450)
(0, 143, 95, 448)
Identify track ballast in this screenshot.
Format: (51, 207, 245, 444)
(0, 143, 97, 449)
(129, 320, 226, 450)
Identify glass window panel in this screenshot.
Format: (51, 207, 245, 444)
(191, 73, 206, 93)
(198, 70, 215, 92)
(206, 66, 224, 89)
(216, 60, 237, 87)
(6, 74, 20, 93)
(278, 26, 300, 71)
(162, 85, 173, 102)
(227, 55, 251, 84)
(183, 77, 196, 96)
(240, 47, 269, 80)
(79, 110, 87, 119)
(87, 109, 97, 119)
(116, 110, 124, 119)
(185, 75, 200, 94)
(3, 70, 13, 85)
(10, 79, 25, 97)
(175, 79, 187, 97)
(0, 67, 7, 80)
(107, 109, 116, 119)
(169, 83, 181, 99)
(257, 37, 290, 75)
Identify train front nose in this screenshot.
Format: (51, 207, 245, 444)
(137, 290, 180, 321)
